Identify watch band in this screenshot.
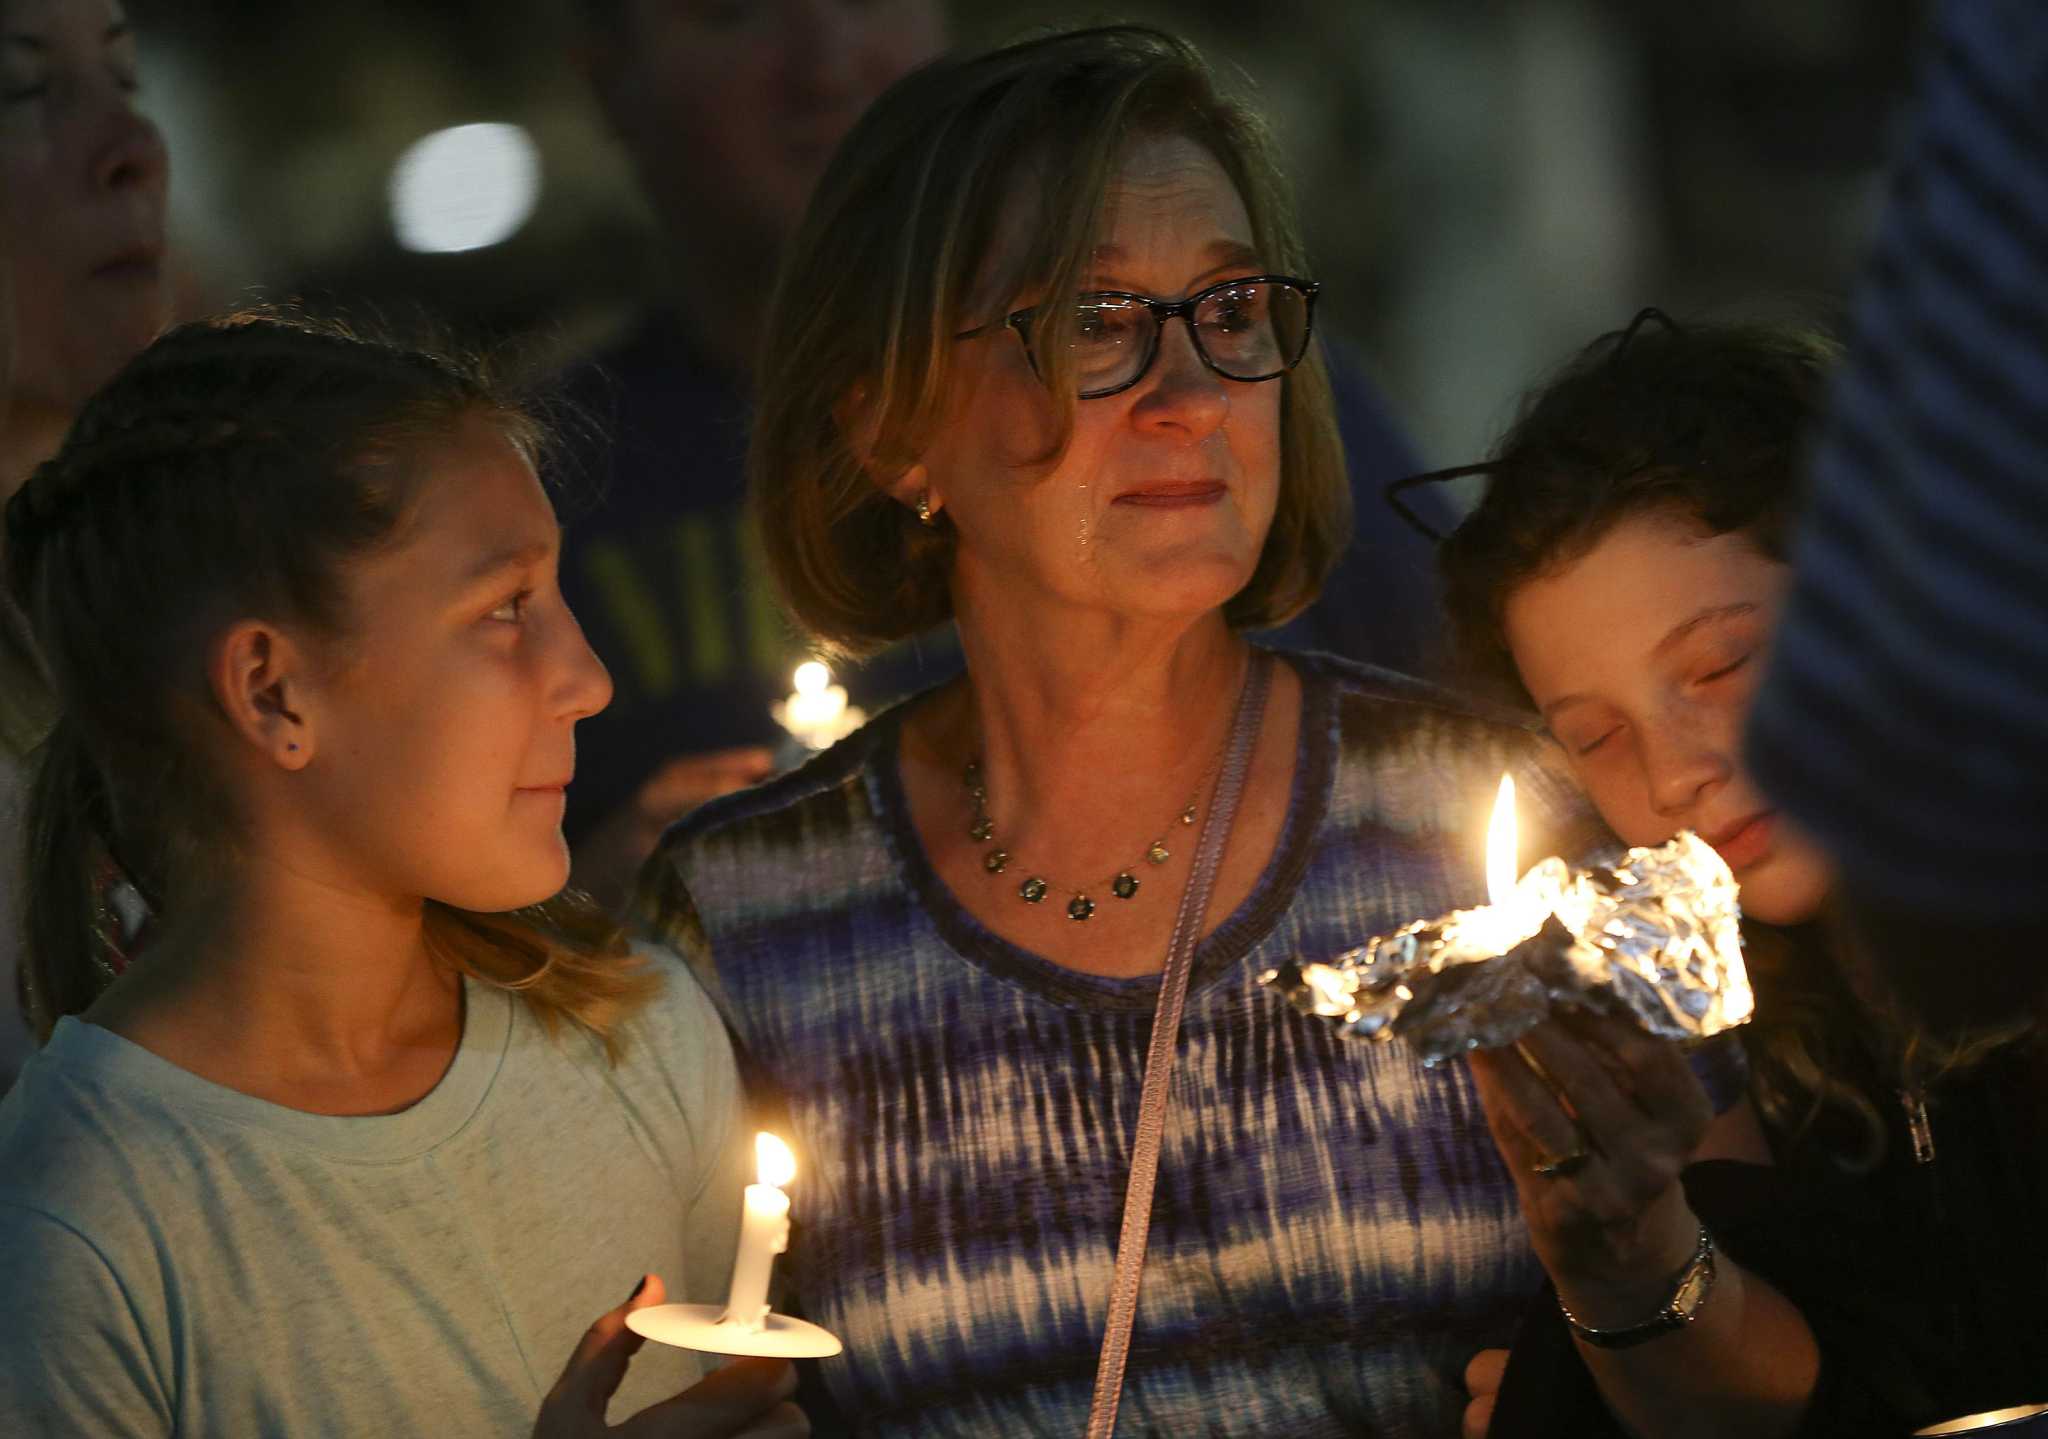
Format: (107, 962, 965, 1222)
(1556, 1225, 1717, 1350)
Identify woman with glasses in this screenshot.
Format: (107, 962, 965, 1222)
(638, 27, 1752, 1435)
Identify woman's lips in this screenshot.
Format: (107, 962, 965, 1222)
(1112, 481, 1226, 508)
(1705, 811, 1776, 872)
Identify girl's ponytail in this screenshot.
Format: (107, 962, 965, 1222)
(18, 717, 121, 1042)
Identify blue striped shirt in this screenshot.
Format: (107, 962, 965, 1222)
(645, 653, 1603, 1435)
(1747, 0, 2048, 921)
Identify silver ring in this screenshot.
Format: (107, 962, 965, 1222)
(1531, 1147, 1591, 1179)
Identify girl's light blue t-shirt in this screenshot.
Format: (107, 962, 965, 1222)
(0, 956, 747, 1436)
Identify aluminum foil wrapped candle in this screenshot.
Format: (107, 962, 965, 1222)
(1261, 776, 1754, 1066)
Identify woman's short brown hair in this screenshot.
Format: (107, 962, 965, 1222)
(751, 25, 1350, 658)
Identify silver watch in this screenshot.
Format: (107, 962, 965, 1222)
(1556, 1225, 1717, 1350)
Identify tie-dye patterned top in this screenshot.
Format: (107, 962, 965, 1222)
(644, 652, 1604, 1436)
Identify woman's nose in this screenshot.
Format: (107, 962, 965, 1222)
(1131, 318, 1230, 438)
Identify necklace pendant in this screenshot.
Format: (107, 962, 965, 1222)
(969, 817, 995, 842)
(983, 849, 1010, 874)
(1019, 877, 1049, 903)
(1146, 841, 1171, 865)
(1067, 894, 1095, 921)
(1112, 872, 1139, 900)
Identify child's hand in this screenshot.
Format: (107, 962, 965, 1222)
(1462, 1348, 1506, 1438)
(533, 1273, 808, 1438)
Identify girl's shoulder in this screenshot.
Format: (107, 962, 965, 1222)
(606, 942, 737, 1080)
(0, 1022, 183, 1266)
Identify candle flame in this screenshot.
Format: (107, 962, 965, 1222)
(755, 1131, 796, 1188)
(1486, 774, 1519, 908)
(793, 661, 830, 697)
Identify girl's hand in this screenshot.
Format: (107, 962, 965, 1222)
(534, 1274, 809, 1439)
(1462, 1348, 1507, 1439)
(1467, 1011, 1713, 1322)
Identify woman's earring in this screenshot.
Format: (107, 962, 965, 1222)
(916, 493, 936, 527)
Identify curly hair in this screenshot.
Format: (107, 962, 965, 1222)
(1437, 316, 1839, 704)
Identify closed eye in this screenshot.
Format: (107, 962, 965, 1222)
(1575, 727, 1620, 757)
(1697, 653, 1752, 684)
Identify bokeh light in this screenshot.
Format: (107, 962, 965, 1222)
(389, 122, 541, 255)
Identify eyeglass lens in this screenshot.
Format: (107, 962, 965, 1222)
(1055, 281, 1311, 395)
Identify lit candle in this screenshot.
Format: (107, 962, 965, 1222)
(1486, 773, 1520, 907)
(1439, 774, 1571, 958)
(723, 1132, 796, 1332)
(771, 661, 865, 751)
(1263, 772, 1751, 1062)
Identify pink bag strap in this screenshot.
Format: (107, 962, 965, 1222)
(1083, 650, 1273, 1439)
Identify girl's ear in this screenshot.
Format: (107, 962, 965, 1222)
(208, 621, 314, 771)
(835, 381, 938, 520)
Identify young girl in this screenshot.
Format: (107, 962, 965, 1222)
(1436, 316, 2048, 1437)
(0, 313, 805, 1438)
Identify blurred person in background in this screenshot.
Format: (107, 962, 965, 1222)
(1745, 0, 2048, 1038)
(0, 0, 170, 1089)
(560, 0, 952, 910)
(560, 0, 1453, 911)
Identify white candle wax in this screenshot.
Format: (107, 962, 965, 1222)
(722, 1183, 791, 1331)
(722, 1132, 797, 1331)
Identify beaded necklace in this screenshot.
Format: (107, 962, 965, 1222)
(962, 656, 1248, 922)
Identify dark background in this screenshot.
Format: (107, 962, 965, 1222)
(127, 0, 1929, 467)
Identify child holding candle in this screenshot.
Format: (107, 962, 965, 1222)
(1435, 314, 2048, 1437)
(0, 313, 806, 1439)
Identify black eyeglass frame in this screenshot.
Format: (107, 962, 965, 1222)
(953, 274, 1322, 400)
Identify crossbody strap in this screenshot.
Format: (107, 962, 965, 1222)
(1083, 650, 1273, 1439)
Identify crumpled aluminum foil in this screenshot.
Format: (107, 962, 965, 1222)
(1260, 832, 1753, 1066)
